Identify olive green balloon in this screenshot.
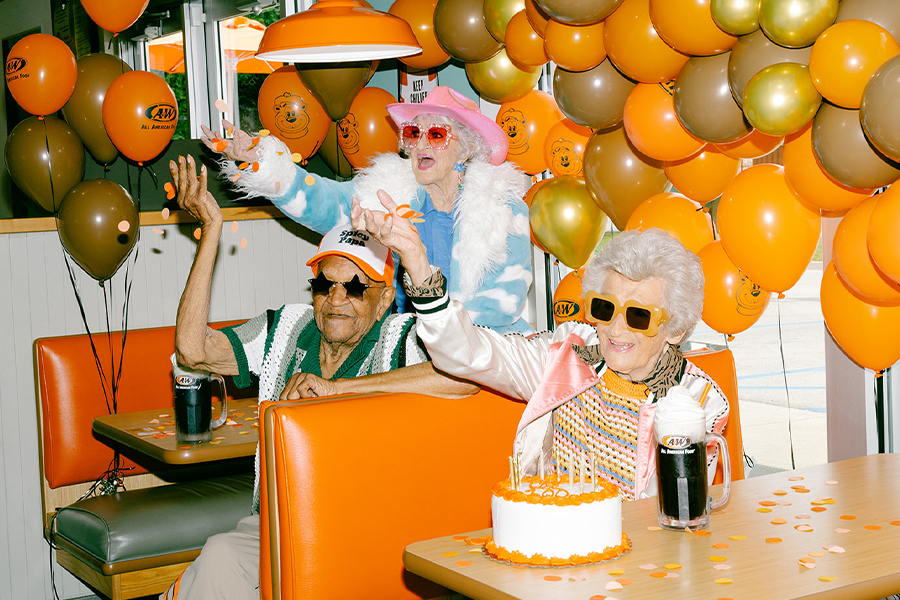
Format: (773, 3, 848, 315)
(465, 47, 542, 104)
(319, 121, 354, 179)
(728, 29, 812, 107)
(836, 0, 900, 48)
(434, 0, 503, 62)
(674, 53, 752, 144)
(62, 52, 131, 166)
(583, 125, 668, 230)
(861, 54, 900, 163)
(5, 116, 85, 213)
(57, 179, 139, 282)
(296, 61, 372, 121)
(711, 0, 761, 36)
(553, 59, 637, 130)
(530, 176, 609, 269)
(812, 102, 900, 190)
(533, 0, 623, 24)
(742, 63, 821, 136)
(483, 0, 525, 43)
(758, 0, 838, 48)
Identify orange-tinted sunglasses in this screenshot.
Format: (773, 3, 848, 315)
(583, 292, 669, 337)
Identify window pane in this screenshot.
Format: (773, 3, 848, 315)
(147, 31, 190, 140)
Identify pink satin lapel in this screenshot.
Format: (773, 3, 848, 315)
(635, 402, 657, 498)
(516, 332, 600, 434)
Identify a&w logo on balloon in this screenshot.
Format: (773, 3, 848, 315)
(5, 57, 27, 80)
(142, 103, 177, 130)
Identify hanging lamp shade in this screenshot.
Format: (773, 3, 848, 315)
(255, 0, 422, 63)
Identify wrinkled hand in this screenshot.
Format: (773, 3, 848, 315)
(168, 155, 222, 231)
(350, 190, 431, 284)
(280, 372, 338, 400)
(200, 119, 259, 162)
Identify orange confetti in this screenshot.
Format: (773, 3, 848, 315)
(162, 207, 170, 220)
(840, 515, 856, 520)
(275, 182, 281, 192)
(153, 433, 165, 439)
(796, 488, 811, 493)
(226, 126, 235, 136)
(214, 99, 229, 113)
(441, 552, 458, 557)
(771, 518, 787, 525)
(824, 480, 838, 485)
(230, 221, 239, 233)
(607, 569, 625, 576)
(152, 227, 164, 235)
(646, 525, 662, 531)
(178, 446, 191, 450)
(604, 581, 623, 591)
(757, 508, 773, 513)
(232, 173, 242, 183)
(824, 545, 845, 553)
(615, 578, 632, 586)
(239, 162, 250, 170)
(834, 528, 851, 534)
(305, 174, 316, 185)
(864, 525, 882, 530)
(164, 182, 176, 200)
(252, 162, 260, 172)
(214, 140, 229, 152)
(795, 514, 812, 519)
(794, 524, 814, 532)
(543, 575, 562, 582)
(788, 476, 804, 481)
(766, 537, 783, 543)
(649, 572, 667, 578)
(773, 490, 788, 496)
(209, 440, 222, 445)
(664, 563, 682, 570)
(891, 521, 900, 526)
(639, 563, 657, 570)
(819, 576, 837, 582)
(713, 564, 732, 571)
(709, 556, 727, 562)
(800, 557, 816, 564)
(694, 530, 712, 536)
(118, 220, 130, 233)
(759, 500, 777, 506)
(291, 152, 302, 163)
(809, 552, 826, 557)
(240, 237, 248, 249)
(259, 129, 270, 136)
(729, 535, 746, 541)
(589, 596, 608, 600)
(715, 578, 733, 584)
(464, 537, 488, 545)
(712, 543, 729, 549)
(455, 560, 472, 567)
(193, 227, 202, 240)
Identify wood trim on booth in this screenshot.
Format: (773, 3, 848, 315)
(0, 206, 286, 234)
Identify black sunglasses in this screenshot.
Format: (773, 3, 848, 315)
(309, 273, 375, 299)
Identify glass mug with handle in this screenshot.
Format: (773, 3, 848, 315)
(653, 384, 731, 530)
(171, 354, 228, 444)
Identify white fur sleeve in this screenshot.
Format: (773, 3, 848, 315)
(219, 135, 297, 199)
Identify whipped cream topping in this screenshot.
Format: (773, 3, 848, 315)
(654, 384, 706, 444)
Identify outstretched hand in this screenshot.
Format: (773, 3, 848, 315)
(200, 119, 259, 162)
(168, 155, 222, 232)
(350, 190, 432, 285)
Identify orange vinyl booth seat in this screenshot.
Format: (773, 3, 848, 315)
(258, 347, 742, 600)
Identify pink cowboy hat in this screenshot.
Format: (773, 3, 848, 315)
(386, 86, 509, 165)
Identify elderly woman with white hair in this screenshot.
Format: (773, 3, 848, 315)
(351, 213, 729, 500)
(201, 86, 532, 334)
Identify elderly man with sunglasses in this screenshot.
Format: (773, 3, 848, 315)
(353, 203, 729, 503)
(162, 156, 477, 600)
(201, 86, 533, 335)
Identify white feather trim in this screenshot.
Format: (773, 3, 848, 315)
(219, 136, 297, 199)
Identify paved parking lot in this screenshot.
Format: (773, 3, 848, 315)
(689, 263, 827, 477)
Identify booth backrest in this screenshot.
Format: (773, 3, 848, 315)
(262, 389, 523, 600)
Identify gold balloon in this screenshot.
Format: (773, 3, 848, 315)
(758, 0, 838, 48)
(710, 0, 761, 35)
(742, 63, 821, 136)
(530, 176, 610, 268)
(483, 0, 526, 42)
(465, 47, 543, 104)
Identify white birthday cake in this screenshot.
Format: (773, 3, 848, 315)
(485, 474, 629, 566)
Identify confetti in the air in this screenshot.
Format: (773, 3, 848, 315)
(162, 207, 170, 220)
(215, 99, 229, 113)
(231, 222, 239, 233)
(193, 227, 201, 240)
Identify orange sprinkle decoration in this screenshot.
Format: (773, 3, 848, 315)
(864, 525, 882, 530)
(193, 227, 202, 240)
(766, 537, 783, 543)
(455, 560, 472, 567)
(840, 515, 857, 520)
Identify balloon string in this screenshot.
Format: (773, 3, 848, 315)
(776, 295, 797, 470)
(42, 118, 59, 213)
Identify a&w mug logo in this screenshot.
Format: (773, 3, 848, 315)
(662, 435, 691, 449)
(145, 103, 177, 123)
(175, 375, 196, 386)
(5, 57, 26, 76)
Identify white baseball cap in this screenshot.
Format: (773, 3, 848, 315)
(306, 225, 394, 284)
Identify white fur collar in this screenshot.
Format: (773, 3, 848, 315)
(353, 154, 528, 299)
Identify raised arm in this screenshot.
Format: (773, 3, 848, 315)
(171, 155, 240, 375)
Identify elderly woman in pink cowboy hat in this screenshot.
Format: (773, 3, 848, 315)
(201, 86, 533, 334)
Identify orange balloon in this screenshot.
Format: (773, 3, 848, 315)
(782, 123, 874, 212)
(832, 195, 900, 305)
(623, 82, 706, 162)
(553, 267, 587, 324)
(81, 0, 148, 33)
(523, 177, 552, 252)
(603, 0, 690, 83)
(715, 128, 783, 159)
(809, 19, 900, 109)
(525, 0, 551, 35)
(337, 87, 398, 169)
(664, 146, 740, 203)
(821, 261, 900, 372)
(101, 71, 177, 165)
(505, 10, 549, 67)
(498, 90, 564, 175)
(4, 34, 77, 116)
(649, 0, 738, 56)
(544, 118, 593, 178)
(698, 241, 771, 336)
(625, 192, 714, 255)
(868, 183, 900, 286)
(543, 18, 606, 73)
(389, 0, 452, 70)
(717, 164, 821, 293)
(258, 66, 331, 161)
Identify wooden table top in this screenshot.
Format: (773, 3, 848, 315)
(92, 397, 259, 464)
(404, 454, 900, 600)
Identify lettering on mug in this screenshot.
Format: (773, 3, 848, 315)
(662, 435, 693, 449)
